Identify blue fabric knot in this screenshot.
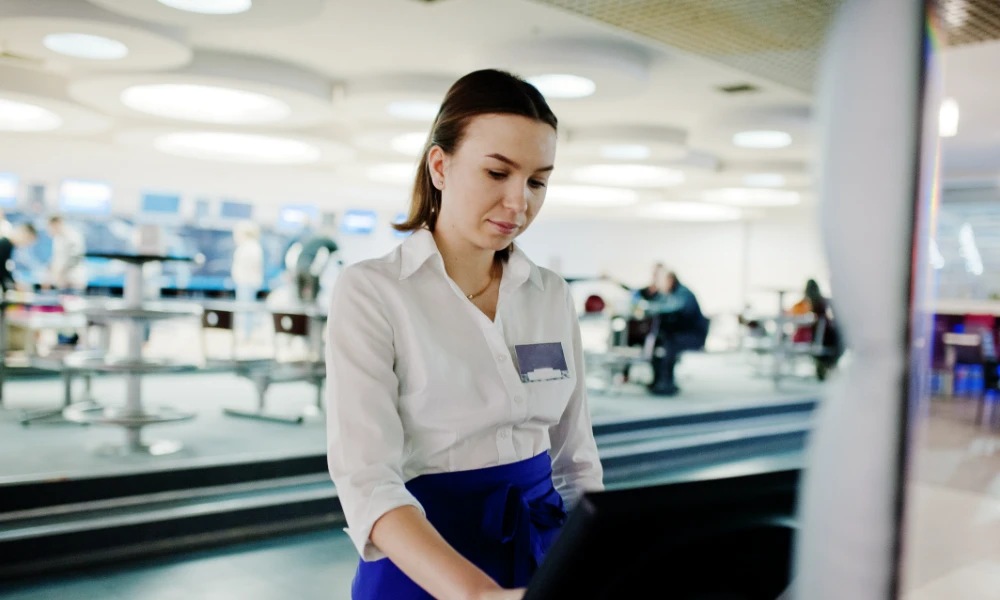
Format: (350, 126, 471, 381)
(481, 478, 567, 583)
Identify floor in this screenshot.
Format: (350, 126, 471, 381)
(902, 397, 1000, 599)
(0, 350, 821, 482)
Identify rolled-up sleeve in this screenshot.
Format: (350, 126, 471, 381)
(326, 265, 424, 561)
(549, 285, 605, 508)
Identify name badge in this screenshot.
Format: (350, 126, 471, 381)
(514, 342, 569, 383)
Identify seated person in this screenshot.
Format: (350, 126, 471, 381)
(284, 227, 339, 305)
(645, 271, 709, 396)
(0, 223, 38, 292)
(789, 279, 842, 380)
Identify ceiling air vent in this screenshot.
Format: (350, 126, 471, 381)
(717, 83, 759, 94)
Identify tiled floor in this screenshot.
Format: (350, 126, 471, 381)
(0, 529, 358, 600)
(902, 398, 1000, 599)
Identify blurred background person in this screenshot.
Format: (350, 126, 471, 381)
(231, 220, 264, 341)
(285, 226, 339, 306)
(46, 215, 87, 294)
(0, 223, 38, 293)
(645, 271, 709, 396)
(789, 278, 842, 380)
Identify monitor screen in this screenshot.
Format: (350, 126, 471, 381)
(59, 179, 112, 215)
(220, 200, 253, 220)
(341, 209, 377, 235)
(278, 204, 318, 230)
(141, 192, 181, 214)
(0, 173, 17, 207)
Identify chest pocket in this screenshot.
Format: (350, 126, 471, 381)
(522, 375, 576, 424)
(513, 341, 576, 425)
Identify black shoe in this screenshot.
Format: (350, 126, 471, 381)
(649, 384, 680, 397)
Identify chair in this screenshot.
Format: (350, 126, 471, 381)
(584, 294, 606, 315)
(201, 306, 314, 425)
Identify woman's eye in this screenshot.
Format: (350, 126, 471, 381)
(488, 170, 507, 180)
(528, 179, 547, 189)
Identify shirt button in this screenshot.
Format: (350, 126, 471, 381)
(514, 396, 524, 405)
(498, 428, 509, 439)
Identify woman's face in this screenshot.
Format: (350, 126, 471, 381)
(430, 114, 556, 252)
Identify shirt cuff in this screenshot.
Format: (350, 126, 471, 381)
(346, 482, 425, 562)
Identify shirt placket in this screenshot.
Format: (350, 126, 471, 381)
(481, 314, 528, 463)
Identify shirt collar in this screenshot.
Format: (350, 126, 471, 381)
(398, 228, 544, 291)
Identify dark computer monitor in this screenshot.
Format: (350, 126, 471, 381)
(525, 467, 799, 600)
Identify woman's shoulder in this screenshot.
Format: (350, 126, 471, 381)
(337, 247, 405, 288)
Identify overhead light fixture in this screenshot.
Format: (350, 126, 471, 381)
(366, 163, 418, 186)
(545, 185, 639, 207)
(42, 33, 129, 60)
(732, 130, 792, 149)
(703, 188, 800, 207)
(637, 202, 742, 222)
(121, 84, 291, 124)
(0, 98, 63, 131)
(742, 173, 787, 188)
(390, 132, 429, 156)
(600, 144, 651, 160)
(939, 98, 959, 137)
(154, 132, 321, 164)
(526, 74, 596, 99)
(157, 0, 253, 14)
(387, 101, 440, 121)
(572, 164, 685, 188)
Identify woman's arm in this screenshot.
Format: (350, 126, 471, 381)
(371, 506, 523, 600)
(327, 267, 519, 600)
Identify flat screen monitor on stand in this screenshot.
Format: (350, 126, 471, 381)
(524, 467, 799, 600)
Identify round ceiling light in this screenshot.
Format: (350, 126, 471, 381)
(742, 173, 787, 188)
(154, 132, 320, 164)
(390, 132, 429, 157)
(156, 0, 253, 14)
(572, 164, 685, 188)
(526, 74, 596, 99)
(545, 185, 638, 207)
(0, 98, 63, 131)
(637, 202, 742, 222)
(732, 130, 792, 149)
(387, 101, 440, 121)
(42, 33, 129, 60)
(702, 188, 801, 207)
(121, 84, 291, 124)
(600, 144, 651, 160)
(367, 163, 419, 186)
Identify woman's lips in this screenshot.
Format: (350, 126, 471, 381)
(489, 220, 518, 235)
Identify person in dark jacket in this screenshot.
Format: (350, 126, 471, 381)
(646, 271, 709, 396)
(284, 227, 340, 304)
(0, 223, 38, 292)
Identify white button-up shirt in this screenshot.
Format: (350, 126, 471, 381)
(326, 229, 604, 560)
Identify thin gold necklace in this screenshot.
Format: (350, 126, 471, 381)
(466, 264, 497, 300)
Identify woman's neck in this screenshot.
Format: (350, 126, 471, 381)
(432, 228, 495, 293)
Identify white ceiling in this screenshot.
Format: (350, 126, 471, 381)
(10, 0, 995, 220)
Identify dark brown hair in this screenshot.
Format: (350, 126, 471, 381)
(393, 69, 557, 260)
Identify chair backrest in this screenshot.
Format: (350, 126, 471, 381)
(202, 308, 235, 331)
(584, 294, 606, 315)
(272, 312, 310, 337)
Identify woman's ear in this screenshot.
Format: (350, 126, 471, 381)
(427, 145, 447, 191)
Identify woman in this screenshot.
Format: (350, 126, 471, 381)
(326, 69, 604, 600)
(790, 279, 841, 379)
(231, 220, 264, 340)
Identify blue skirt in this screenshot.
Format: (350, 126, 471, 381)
(351, 451, 567, 599)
